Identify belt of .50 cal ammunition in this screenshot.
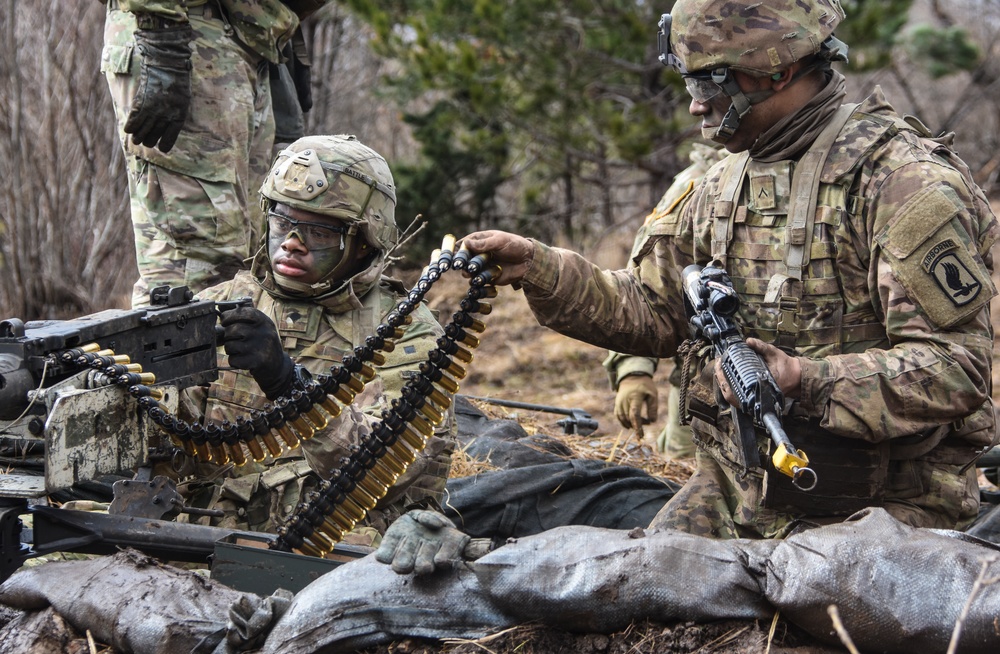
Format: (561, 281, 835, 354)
(57, 235, 499, 558)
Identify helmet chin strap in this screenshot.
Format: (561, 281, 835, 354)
(709, 63, 822, 144)
(709, 68, 773, 144)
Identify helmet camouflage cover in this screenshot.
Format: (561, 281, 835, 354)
(668, 0, 846, 76)
(260, 134, 398, 252)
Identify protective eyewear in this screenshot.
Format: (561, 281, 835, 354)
(268, 211, 347, 250)
(683, 74, 726, 104)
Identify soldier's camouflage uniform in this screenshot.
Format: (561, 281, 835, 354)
(101, 0, 308, 306)
(174, 268, 456, 545)
(518, 80, 999, 539)
(604, 143, 726, 456)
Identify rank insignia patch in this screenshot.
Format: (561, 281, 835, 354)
(749, 175, 776, 211)
(928, 251, 982, 306)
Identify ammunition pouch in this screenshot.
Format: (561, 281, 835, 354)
(762, 422, 888, 516)
(686, 355, 891, 517)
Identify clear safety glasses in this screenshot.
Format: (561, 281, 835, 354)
(268, 211, 347, 250)
(683, 75, 726, 103)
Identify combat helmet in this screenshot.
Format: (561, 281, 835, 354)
(258, 134, 398, 299)
(657, 0, 848, 143)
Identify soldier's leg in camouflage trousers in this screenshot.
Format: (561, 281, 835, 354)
(648, 450, 745, 538)
(649, 448, 802, 539)
(884, 460, 980, 530)
(102, 7, 273, 306)
(657, 384, 696, 458)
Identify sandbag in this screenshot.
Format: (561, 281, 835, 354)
(262, 554, 515, 654)
(264, 511, 1000, 653)
(0, 549, 252, 654)
(263, 527, 774, 652)
(765, 507, 1000, 654)
(472, 525, 775, 632)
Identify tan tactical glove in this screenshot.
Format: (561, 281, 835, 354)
(375, 510, 491, 576)
(614, 374, 658, 430)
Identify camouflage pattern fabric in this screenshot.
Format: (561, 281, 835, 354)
(603, 144, 725, 456)
(661, 383, 695, 458)
(518, 87, 999, 538)
(667, 0, 845, 75)
(117, 0, 301, 63)
(102, 4, 275, 306)
(172, 270, 457, 544)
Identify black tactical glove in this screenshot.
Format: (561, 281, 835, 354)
(375, 510, 492, 576)
(124, 22, 194, 152)
(220, 307, 296, 400)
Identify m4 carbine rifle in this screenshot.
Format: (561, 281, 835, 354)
(682, 264, 817, 491)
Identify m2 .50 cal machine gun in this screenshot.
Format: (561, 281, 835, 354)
(0, 286, 221, 495)
(0, 287, 371, 592)
(0, 239, 504, 592)
(682, 264, 817, 491)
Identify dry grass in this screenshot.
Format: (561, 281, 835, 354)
(418, 244, 694, 486)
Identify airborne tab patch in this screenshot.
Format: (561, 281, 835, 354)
(877, 182, 995, 328)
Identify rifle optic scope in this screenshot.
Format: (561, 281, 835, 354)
(682, 264, 740, 317)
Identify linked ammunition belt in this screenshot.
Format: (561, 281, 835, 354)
(51, 235, 498, 558)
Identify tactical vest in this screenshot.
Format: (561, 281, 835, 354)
(686, 104, 996, 516)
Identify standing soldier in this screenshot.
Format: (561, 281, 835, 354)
(458, 0, 998, 540)
(101, 0, 324, 306)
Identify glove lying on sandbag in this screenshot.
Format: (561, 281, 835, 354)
(263, 550, 513, 654)
(375, 510, 493, 575)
